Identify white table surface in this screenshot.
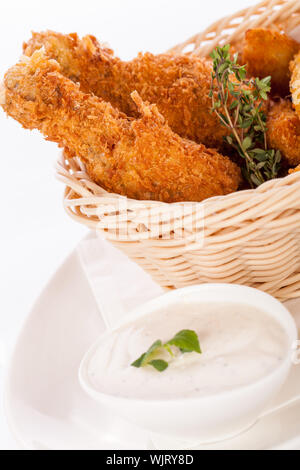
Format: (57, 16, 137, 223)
(0, 0, 263, 449)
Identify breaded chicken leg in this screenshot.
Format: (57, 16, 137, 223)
(242, 28, 300, 97)
(23, 31, 229, 149)
(0, 50, 241, 203)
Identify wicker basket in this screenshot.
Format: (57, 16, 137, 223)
(57, 0, 300, 301)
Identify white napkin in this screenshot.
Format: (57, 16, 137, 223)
(77, 232, 163, 330)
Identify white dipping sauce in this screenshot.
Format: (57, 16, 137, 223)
(87, 302, 289, 400)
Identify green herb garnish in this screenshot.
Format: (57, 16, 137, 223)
(131, 339, 163, 368)
(167, 329, 202, 353)
(209, 44, 281, 188)
(131, 329, 201, 372)
(148, 359, 169, 372)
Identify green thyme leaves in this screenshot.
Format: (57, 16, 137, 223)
(131, 329, 202, 372)
(209, 44, 281, 187)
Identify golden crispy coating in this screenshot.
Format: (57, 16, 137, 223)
(290, 50, 300, 118)
(1, 50, 241, 203)
(288, 165, 300, 174)
(267, 99, 300, 167)
(242, 28, 300, 97)
(23, 31, 229, 149)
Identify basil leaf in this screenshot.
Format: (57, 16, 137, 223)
(131, 340, 162, 368)
(166, 329, 201, 354)
(140, 339, 162, 365)
(131, 353, 147, 368)
(149, 359, 169, 372)
(131, 329, 202, 372)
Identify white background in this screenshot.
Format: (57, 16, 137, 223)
(0, 0, 256, 449)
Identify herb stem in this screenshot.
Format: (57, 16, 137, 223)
(209, 45, 281, 187)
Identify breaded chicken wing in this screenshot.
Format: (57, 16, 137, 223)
(267, 99, 300, 167)
(0, 50, 241, 203)
(242, 28, 300, 97)
(23, 31, 229, 149)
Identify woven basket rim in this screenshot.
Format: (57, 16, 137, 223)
(58, 154, 300, 208)
(169, 0, 300, 56)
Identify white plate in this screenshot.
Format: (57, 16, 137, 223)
(4, 237, 300, 450)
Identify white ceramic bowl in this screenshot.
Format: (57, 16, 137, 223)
(79, 284, 298, 443)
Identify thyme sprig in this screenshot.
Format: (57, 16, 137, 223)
(209, 44, 281, 187)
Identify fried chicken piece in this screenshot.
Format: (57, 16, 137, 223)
(23, 31, 229, 149)
(288, 165, 300, 174)
(267, 99, 300, 167)
(0, 50, 241, 203)
(290, 50, 300, 117)
(242, 28, 300, 97)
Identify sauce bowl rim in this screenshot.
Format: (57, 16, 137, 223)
(79, 283, 298, 405)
